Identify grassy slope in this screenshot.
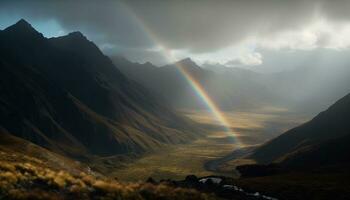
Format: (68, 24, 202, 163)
(250, 93, 350, 164)
(0, 131, 217, 200)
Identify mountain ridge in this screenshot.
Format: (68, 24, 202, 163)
(0, 19, 201, 160)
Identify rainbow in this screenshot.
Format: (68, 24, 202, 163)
(120, 3, 241, 146)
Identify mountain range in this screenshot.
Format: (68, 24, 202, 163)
(115, 56, 350, 114)
(113, 56, 280, 111)
(0, 19, 201, 161)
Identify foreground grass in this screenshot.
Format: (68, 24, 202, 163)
(0, 151, 217, 200)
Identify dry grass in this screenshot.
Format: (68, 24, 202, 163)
(185, 109, 309, 145)
(108, 132, 237, 181)
(0, 150, 217, 200)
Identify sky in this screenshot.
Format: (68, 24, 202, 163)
(2, 0, 350, 70)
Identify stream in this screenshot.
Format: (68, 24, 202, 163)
(199, 176, 279, 200)
(202, 147, 279, 200)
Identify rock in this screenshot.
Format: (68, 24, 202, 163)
(146, 177, 156, 184)
(185, 175, 198, 183)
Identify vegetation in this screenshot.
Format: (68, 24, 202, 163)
(0, 150, 217, 200)
(107, 110, 304, 181)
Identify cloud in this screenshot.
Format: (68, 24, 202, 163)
(2, 0, 350, 64)
(226, 52, 263, 67)
(253, 19, 350, 51)
(0, 0, 154, 48)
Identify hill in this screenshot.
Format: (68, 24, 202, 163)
(231, 92, 350, 200)
(249, 92, 350, 167)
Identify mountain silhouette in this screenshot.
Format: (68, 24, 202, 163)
(0, 19, 200, 159)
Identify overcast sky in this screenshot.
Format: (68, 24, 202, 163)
(1, 0, 350, 69)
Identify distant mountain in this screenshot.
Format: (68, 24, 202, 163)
(250, 92, 350, 167)
(201, 63, 228, 72)
(114, 57, 210, 109)
(202, 63, 259, 77)
(0, 19, 200, 159)
(113, 57, 278, 111)
(115, 56, 350, 114)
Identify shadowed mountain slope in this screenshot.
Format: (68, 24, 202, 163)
(250, 92, 350, 167)
(0, 19, 200, 159)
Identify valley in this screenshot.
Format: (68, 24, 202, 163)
(105, 108, 308, 182)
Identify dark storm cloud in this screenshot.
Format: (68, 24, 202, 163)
(0, 0, 154, 48)
(1, 0, 350, 54)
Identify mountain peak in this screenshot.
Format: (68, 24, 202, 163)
(54, 31, 93, 46)
(16, 19, 31, 26)
(178, 57, 195, 65)
(49, 30, 107, 64)
(50, 31, 90, 44)
(67, 31, 87, 39)
(142, 61, 156, 67)
(3, 19, 43, 38)
(175, 57, 201, 71)
(6, 19, 35, 32)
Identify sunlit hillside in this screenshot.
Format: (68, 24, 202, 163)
(0, 133, 215, 200)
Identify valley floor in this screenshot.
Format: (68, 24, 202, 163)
(105, 108, 308, 182)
